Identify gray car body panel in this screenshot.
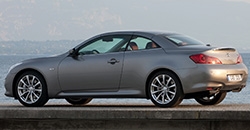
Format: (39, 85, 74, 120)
(4, 31, 248, 99)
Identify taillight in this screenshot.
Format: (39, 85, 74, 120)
(190, 54, 222, 64)
(237, 55, 243, 64)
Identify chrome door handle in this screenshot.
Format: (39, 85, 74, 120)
(107, 58, 120, 65)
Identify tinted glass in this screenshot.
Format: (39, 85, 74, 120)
(127, 36, 159, 51)
(166, 34, 205, 46)
(78, 35, 131, 55)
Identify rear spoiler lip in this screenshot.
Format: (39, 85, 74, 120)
(212, 47, 236, 51)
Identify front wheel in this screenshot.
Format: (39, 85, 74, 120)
(195, 92, 227, 105)
(15, 71, 48, 107)
(148, 71, 183, 108)
(65, 98, 92, 105)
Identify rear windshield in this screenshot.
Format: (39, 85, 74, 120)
(165, 34, 205, 46)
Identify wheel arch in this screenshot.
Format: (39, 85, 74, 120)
(12, 68, 48, 98)
(145, 68, 184, 99)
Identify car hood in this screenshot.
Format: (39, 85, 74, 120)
(21, 53, 66, 63)
(8, 53, 67, 74)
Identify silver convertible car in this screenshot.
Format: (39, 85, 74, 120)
(4, 31, 248, 107)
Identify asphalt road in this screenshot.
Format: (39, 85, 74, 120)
(0, 99, 250, 111)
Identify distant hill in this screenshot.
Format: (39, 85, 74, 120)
(0, 40, 82, 55)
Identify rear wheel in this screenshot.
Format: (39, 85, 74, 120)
(195, 92, 227, 105)
(148, 71, 183, 108)
(65, 98, 92, 105)
(15, 71, 48, 107)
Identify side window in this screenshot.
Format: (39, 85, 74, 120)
(78, 35, 131, 55)
(127, 36, 159, 51)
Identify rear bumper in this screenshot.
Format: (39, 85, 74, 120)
(178, 63, 248, 94)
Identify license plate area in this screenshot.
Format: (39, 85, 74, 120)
(227, 74, 242, 82)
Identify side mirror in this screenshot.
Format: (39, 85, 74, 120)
(69, 48, 77, 57)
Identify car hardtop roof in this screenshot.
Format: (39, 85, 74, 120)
(101, 30, 179, 36)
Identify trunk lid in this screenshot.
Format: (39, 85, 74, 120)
(204, 47, 241, 64)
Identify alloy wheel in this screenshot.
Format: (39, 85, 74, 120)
(148, 71, 183, 107)
(16, 71, 48, 107)
(17, 75, 42, 104)
(150, 74, 177, 104)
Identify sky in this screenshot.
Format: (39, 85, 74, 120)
(0, 0, 250, 51)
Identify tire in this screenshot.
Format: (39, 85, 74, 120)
(195, 92, 227, 105)
(148, 71, 183, 108)
(15, 71, 48, 107)
(65, 98, 92, 105)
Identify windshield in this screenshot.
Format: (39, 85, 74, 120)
(165, 34, 205, 46)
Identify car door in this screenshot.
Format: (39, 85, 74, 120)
(58, 35, 131, 92)
(120, 35, 162, 91)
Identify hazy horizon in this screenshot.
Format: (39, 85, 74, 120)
(1, 0, 250, 51)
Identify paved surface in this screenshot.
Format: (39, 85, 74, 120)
(1, 99, 250, 111)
